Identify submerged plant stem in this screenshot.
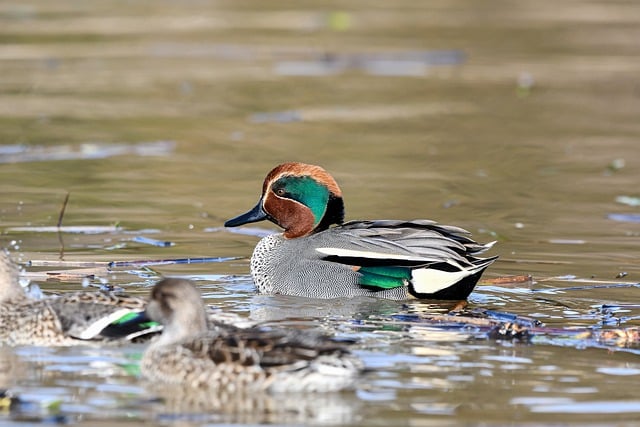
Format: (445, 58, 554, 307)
(57, 192, 70, 260)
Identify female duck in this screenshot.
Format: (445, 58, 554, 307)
(0, 249, 152, 345)
(225, 162, 497, 300)
(141, 278, 363, 392)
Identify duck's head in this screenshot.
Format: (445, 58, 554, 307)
(225, 162, 345, 238)
(146, 278, 207, 343)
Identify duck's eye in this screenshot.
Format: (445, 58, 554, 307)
(275, 188, 286, 196)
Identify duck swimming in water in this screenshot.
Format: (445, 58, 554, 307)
(225, 162, 497, 300)
(140, 278, 363, 392)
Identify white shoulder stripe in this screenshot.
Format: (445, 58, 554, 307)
(316, 247, 431, 262)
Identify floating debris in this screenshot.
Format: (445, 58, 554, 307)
(481, 275, 534, 286)
(489, 322, 530, 341)
(442, 199, 459, 209)
(615, 195, 640, 207)
(548, 239, 586, 245)
(0, 140, 175, 164)
(131, 236, 174, 248)
(26, 257, 234, 271)
(327, 11, 351, 31)
(606, 158, 626, 172)
(363, 59, 429, 77)
(589, 328, 639, 346)
(26, 260, 110, 268)
(23, 267, 105, 283)
(516, 71, 535, 98)
(109, 256, 236, 268)
(470, 308, 544, 328)
(532, 282, 640, 294)
(600, 303, 640, 310)
(6, 225, 121, 234)
(274, 61, 344, 77)
(389, 310, 640, 350)
(275, 50, 465, 77)
(248, 103, 475, 124)
(206, 226, 276, 238)
(607, 213, 640, 223)
(408, 327, 472, 343)
(249, 110, 302, 123)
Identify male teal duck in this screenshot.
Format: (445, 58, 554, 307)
(0, 249, 154, 346)
(225, 162, 497, 300)
(141, 278, 364, 392)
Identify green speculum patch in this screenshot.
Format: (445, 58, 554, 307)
(275, 175, 329, 226)
(358, 266, 411, 289)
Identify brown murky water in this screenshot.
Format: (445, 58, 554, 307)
(1, 0, 639, 425)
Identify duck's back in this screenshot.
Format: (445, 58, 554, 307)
(142, 326, 363, 392)
(0, 299, 73, 346)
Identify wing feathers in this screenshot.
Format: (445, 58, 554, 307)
(76, 308, 136, 340)
(313, 220, 497, 297)
(316, 247, 429, 262)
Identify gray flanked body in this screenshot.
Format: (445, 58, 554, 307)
(0, 249, 148, 346)
(251, 232, 409, 299)
(250, 219, 495, 299)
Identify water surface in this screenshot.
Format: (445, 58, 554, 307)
(1, 0, 639, 425)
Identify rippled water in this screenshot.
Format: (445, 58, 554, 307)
(1, 0, 639, 425)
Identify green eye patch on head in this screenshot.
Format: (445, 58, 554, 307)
(273, 175, 330, 226)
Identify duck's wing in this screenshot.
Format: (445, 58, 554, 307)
(184, 327, 353, 368)
(168, 328, 362, 392)
(49, 292, 153, 340)
(314, 220, 497, 297)
(316, 220, 493, 268)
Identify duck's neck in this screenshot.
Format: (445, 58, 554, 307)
(0, 256, 27, 304)
(156, 306, 208, 346)
(282, 194, 345, 238)
(314, 193, 345, 231)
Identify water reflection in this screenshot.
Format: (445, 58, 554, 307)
(0, 312, 638, 425)
(149, 387, 361, 425)
(247, 294, 408, 323)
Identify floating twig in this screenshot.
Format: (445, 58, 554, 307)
(602, 304, 640, 309)
(532, 283, 640, 293)
(24, 267, 107, 282)
(27, 256, 236, 269)
(469, 308, 543, 328)
(27, 260, 110, 268)
(480, 275, 533, 286)
(109, 256, 237, 268)
(7, 225, 120, 234)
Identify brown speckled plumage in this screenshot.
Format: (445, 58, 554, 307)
(141, 278, 364, 392)
(0, 250, 147, 346)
